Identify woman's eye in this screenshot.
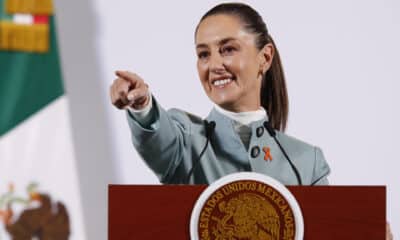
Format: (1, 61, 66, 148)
(221, 46, 236, 55)
(198, 51, 209, 59)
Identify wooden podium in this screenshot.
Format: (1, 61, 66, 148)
(109, 185, 385, 239)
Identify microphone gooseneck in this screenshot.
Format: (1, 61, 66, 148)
(184, 120, 216, 183)
(263, 121, 303, 185)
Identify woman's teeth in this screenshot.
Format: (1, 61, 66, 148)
(213, 78, 232, 87)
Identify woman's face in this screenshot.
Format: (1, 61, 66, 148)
(195, 14, 273, 112)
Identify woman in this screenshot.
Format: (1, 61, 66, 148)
(110, 3, 394, 236)
(109, 2, 330, 185)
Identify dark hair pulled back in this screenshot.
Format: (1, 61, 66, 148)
(197, 3, 289, 131)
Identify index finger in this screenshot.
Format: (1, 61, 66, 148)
(115, 70, 140, 84)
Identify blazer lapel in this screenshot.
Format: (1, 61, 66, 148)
(205, 108, 251, 166)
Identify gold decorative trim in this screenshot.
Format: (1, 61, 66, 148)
(0, 21, 49, 53)
(5, 0, 53, 15)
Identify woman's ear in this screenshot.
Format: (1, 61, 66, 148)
(259, 43, 274, 74)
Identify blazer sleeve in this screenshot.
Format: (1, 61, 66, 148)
(126, 96, 192, 183)
(311, 147, 331, 185)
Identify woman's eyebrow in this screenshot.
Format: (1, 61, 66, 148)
(218, 37, 236, 45)
(196, 43, 208, 50)
(196, 37, 237, 49)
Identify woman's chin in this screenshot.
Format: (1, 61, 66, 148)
(212, 99, 238, 111)
(210, 91, 237, 102)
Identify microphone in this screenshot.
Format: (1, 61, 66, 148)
(184, 120, 216, 183)
(263, 121, 303, 185)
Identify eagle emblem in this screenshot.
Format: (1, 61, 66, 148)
(192, 174, 302, 240)
(0, 183, 70, 239)
(211, 193, 280, 240)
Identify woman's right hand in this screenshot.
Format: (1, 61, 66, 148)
(110, 70, 150, 110)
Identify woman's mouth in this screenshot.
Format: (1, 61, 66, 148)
(212, 77, 235, 88)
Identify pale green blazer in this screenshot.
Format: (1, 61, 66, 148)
(127, 98, 330, 185)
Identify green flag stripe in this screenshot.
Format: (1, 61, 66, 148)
(0, 16, 64, 136)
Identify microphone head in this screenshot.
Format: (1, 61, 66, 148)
(263, 121, 276, 137)
(208, 121, 216, 130)
(204, 120, 216, 138)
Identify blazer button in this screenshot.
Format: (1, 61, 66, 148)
(251, 146, 260, 158)
(256, 126, 264, 137)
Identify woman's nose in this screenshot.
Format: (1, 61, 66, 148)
(209, 53, 225, 73)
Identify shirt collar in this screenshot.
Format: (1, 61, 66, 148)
(213, 104, 267, 126)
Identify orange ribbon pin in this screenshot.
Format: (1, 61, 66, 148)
(263, 147, 273, 161)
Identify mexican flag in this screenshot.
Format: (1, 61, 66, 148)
(0, 0, 85, 239)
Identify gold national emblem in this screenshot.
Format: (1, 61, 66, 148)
(197, 180, 295, 240)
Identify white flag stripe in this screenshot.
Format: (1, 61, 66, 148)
(0, 96, 86, 239)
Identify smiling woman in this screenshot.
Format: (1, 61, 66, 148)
(107, 2, 393, 238)
(196, 14, 266, 113)
(109, 2, 330, 186)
